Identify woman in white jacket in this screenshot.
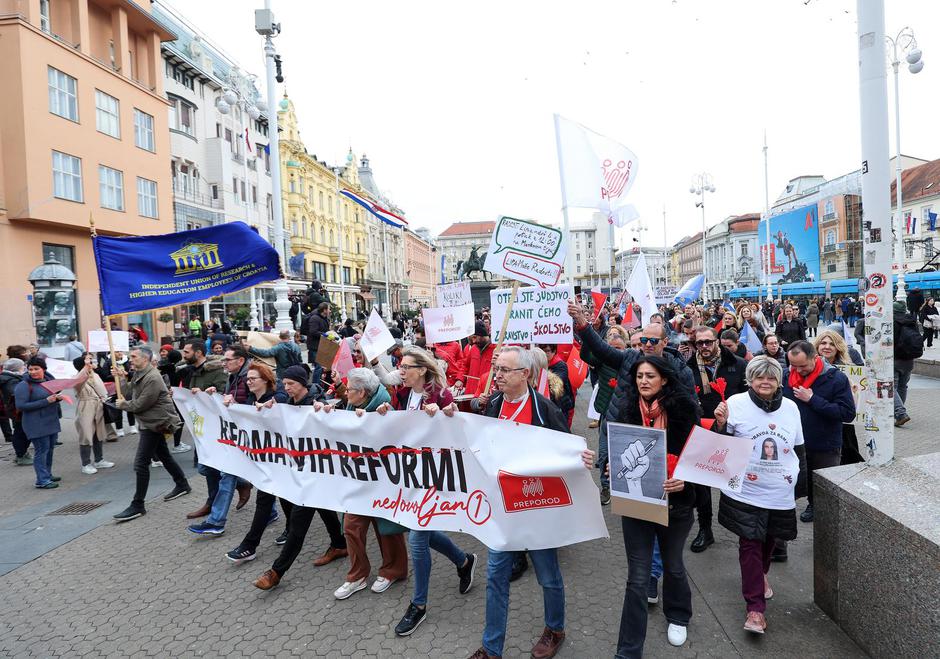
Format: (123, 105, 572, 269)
(72, 353, 115, 474)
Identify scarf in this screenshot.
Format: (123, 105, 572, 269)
(695, 350, 720, 396)
(748, 387, 783, 412)
(788, 356, 824, 390)
(639, 396, 667, 429)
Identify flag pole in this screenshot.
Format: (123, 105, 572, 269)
(483, 280, 520, 395)
(553, 114, 573, 283)
(89, 214, 123, 400)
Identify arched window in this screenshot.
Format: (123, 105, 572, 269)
(320, 225, 325, 244)
(825, 229, 836, 246)
(289, 176, 296, 193)
(330, 230, 335, 246)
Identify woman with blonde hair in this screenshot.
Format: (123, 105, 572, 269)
(736, 306, 765, 342)
(813, 329, 864, 465)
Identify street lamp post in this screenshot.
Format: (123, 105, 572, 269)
(886, 27, 924, 302)
(332, 163, 348, 323)
(690, 173, 716, 302)
(255, 1, 292, 331)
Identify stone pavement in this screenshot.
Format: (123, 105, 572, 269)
(1, 377, 936, 658)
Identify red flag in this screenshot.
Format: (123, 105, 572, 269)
(245, 128, 253, 153)
(537, 368, 550, 397)
(591, 287, 608, 321)
(621, 303, 640, 329)
(566, 344, 589, 391)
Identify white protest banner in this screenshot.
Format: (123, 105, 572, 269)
(654, 286, 678, 305)
(359, 308, 395, 362)
(673, 425, 752, 492)
(607, 422, 668, 525)
(483, 216, 567, 288)
(423, 303, 475, 344)
(174, 389, 608, 551)
(45, 358, 78, 380)
(88, 330, 129, 353)
(437, 280, 472, 308)
(488, 285, 573, 344)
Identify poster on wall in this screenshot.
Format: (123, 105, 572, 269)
(758, 204, 820, 285)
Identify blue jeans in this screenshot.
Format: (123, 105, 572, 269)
(409, 530, 467, 606)
(483, 548, 565, 657)
(31, 433, 57, 486)
(207, 473, 237, 526)
(651, 538, 663, 579)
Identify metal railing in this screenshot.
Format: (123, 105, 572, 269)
(172, 182, 223, 209)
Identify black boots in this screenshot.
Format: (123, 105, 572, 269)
(690, 526, 715, 553)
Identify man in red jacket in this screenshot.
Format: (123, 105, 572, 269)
(466, 321, 495, 397)
(431, 341, 466, 389)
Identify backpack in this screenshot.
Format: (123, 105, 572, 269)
(284, 344, 303, 367)
(895, 321, 924, 360)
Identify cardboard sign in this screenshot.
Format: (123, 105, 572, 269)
(607, 422, 668, 525)
(423, 303, 475, 344)
(88, 330, 129, 353)
(483, 216, 568, 287)
(673, 425, 752, 492)
(437, 281, 473, 308)
(488, 285, 574, 344)
(359, 308, 395, 362)
(244, 331, 279, 369)
(316, 339, 340, 370)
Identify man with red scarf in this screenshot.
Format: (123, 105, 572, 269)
(783, 340, 855, 530)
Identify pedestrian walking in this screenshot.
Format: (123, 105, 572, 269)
(13, 357, 62, 488)
(805, 300, 819, 337)
(1, 358, 32, 465)
(111, 346, 192, 522)
(71, 353, 115, 474)
(893, 301, 923, 427)
(713, 356, 804, 635)
(918, 297, 938, 348)
(813, 331, 864, 465)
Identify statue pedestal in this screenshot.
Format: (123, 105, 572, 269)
(468, 280, 497, 310)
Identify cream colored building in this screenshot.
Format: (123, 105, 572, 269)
(0, 0, 176, 352)
(404, 228, 436, 307)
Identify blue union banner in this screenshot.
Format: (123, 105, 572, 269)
(93, 222, 282, 316)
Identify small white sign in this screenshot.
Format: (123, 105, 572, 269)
(436, 280, 473, 308)
(359, 308, 395, 362)
(45, 358, 78, 380)
(483, 216, 567, 288)
(88, 330, 130, 353)
(423, 303, 476, 344)
(673, 425, 752, 492)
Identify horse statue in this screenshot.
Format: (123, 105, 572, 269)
(455, 246, 489, 281)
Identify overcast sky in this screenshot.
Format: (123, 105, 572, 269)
(162, 0, 940, 250)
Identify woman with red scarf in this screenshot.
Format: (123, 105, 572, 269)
(613, 354, 700, 655)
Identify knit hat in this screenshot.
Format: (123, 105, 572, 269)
(474, 321, 488, 338)
(161, 344, 173, 352)
(282, 365, 309, 386)
(893, 300, 906, 314)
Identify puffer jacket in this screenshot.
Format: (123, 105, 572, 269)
(783, 359, 855, 452)
(718, 493, 798, 542)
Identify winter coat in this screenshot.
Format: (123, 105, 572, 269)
(907, 289, 925, 316)
(775, 319, 806, 346)
(433, 342, 466, 387)
(184, 357, 228, 392)
(547, 357, 574, 416)
(466, 342, 496, 397)
(14, 374, 60, 439)
(623, 389, 699, 508)
(225, 359, 253, 404)
(64, 340, 86, 361)
(756, 348, 788, 369)
(484, 385, 570, 433)
(248, 341, 303, 378)
(114, 364, 181, 434)
(782, 360, 855, 452)
(393, 382, 454, 411)
(718, 493, 798, 542)
(579, 340, 619, 417)
(74, 370, 110, 445)
(300, 312, 330, 352)
(686, 346, 748, 419)
(806, 304, 820, 329)
(0, 370, 23, 420)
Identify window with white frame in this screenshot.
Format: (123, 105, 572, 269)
(48, 67, 78, 121)
(98, 165, 124, 211)
(137, 177, 158, 218)
(95, 90, 120, 138)
(39, 0, 50, 31)
(167, 95, 195, 136)
(52, 151, 83, 202)
(134, 109, 155, 151)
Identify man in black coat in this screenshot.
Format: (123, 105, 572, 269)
(686, 325, 747, 553)
(300, 302, 330, 373)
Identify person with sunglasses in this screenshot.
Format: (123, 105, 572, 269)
(685, 326, 747, 554)
(636, 325, 696, 392)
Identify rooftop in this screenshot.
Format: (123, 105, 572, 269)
(438, 221, 496, 238)
(891, 157, 940, 207)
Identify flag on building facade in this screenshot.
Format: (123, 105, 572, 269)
(340, 189, 408, 228)
(554, 114, 640, 227)
(92, 221, 281, 316)
(930, 211, 938, 231)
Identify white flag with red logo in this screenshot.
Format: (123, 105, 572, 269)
(554, 114, 640, 223)
(332, 339, 356, 379)
(359, 308, 395, 362)
(624, 252, 658, 326)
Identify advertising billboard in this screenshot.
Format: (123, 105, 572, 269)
(758, 204, 820, 284)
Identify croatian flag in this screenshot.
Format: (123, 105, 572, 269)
(341, 189, 408, 228)
(740, 322, 762, 355)
(723, 301, 736, 313)
(906, 214, 917, 234)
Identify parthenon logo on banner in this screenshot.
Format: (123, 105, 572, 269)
(170, 240, 225, 276)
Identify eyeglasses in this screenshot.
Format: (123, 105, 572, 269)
(694, 339, 717, 347)
(493, 366, 526, 374)
(638, 337, 661, 346)
(245, 376, 260, 382)
(399, 363, 423, 370)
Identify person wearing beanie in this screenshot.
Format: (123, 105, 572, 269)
(466, 321, 495, 398)
(159, 344, 174, 360)
(252, 366, 347, 591)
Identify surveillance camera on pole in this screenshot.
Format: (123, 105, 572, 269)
(254, 9, 280, 37)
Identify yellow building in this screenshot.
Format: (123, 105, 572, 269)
(277, 95, 368, 319)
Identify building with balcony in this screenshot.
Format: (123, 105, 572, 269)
(0, 0, 176, 351)
(404, 228, 436, 308)
(703, 214, 760, 301)
(675, 232, 703, 286)
(891, 156, 940, 273)
(570, 212, 616, 290)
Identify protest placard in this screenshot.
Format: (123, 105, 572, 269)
(359, 308, 395, 362)
(483, 216, 567, 288)
(332, 338, 355, 379)
(244, 331, 279, 369)
(607, 422, 668, 525)
(88, 330, 129, 353)
(834, 363, 867, 425)
(422, 303, 475, 344)
(488, 285, 573, 344)
(45, 358, 78, 380)
(436, 280, 473, 308)
(673, 425, 752, 492)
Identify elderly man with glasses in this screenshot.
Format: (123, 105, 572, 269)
(685, 325, 747, 554)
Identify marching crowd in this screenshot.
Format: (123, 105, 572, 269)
(2, 280, 931, 658)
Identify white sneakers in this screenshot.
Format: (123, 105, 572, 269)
(170, 443, 192, 454)
(81, 464, 98, 475)
(333, 578, 368, 600)
(94, 460, 115, 469)
(116, 428, 125, 437)
(667, 623, 687, 647)
(333, 576, 397, 600)
(127, 425, 138, 434)
(371, 576, 395, 593)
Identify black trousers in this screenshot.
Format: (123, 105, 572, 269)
(271, 502, 346, 577)
(11, 419, 30, 458)
(241, 489, 291, 552)
(132, 429, 188, 508)
(693, 484, 712, 528)
(806, 449, 842, 505)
